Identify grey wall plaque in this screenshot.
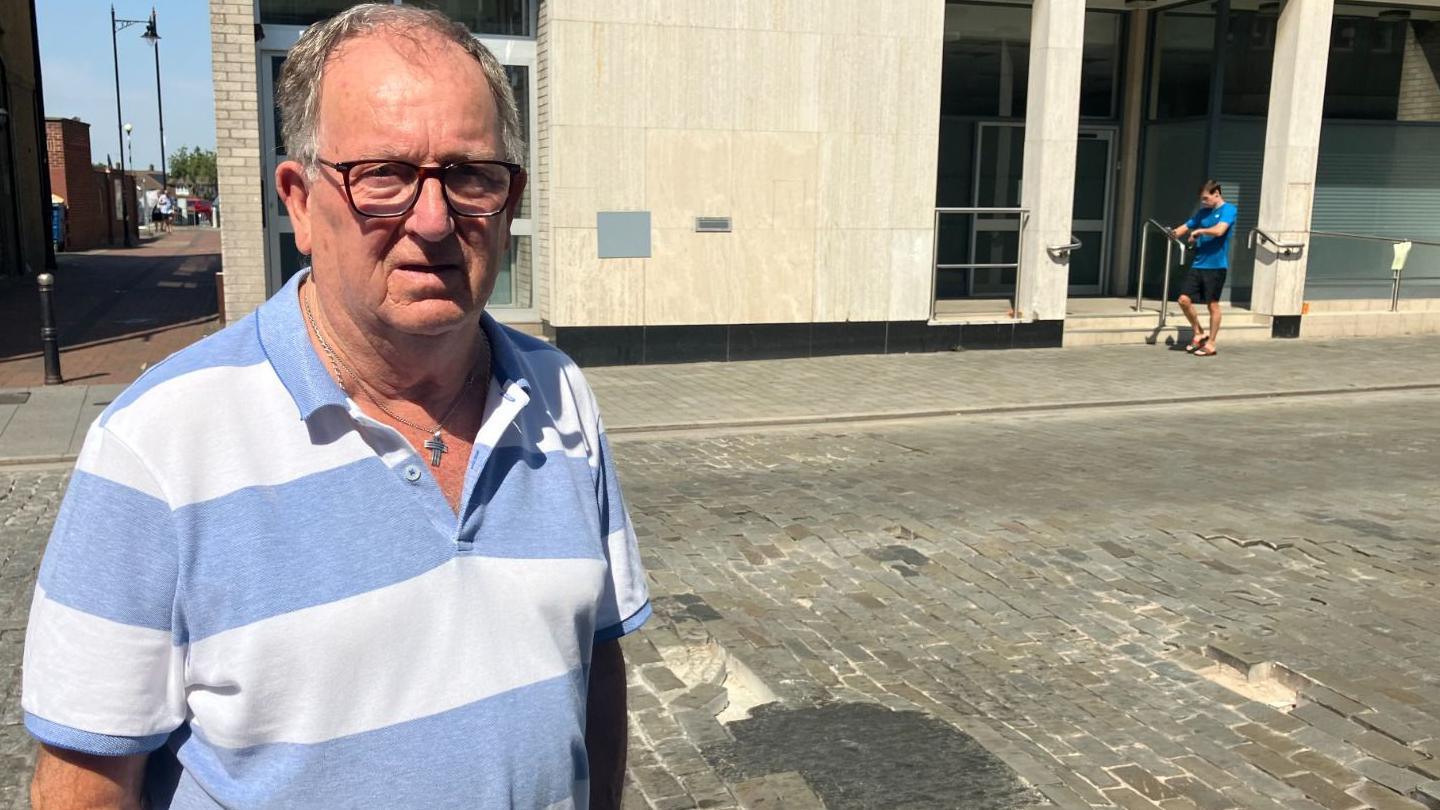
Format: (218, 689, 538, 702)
(597, 211, 652, 259)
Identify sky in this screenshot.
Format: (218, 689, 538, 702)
(36, 0, 216, 171)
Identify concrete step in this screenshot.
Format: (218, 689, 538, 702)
(1300, 310, 1440, 338)
(1064, 322, 1272, 348)
(1065, 312, 1271, 332)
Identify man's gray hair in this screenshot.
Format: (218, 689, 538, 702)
(276, 3, 525, 170)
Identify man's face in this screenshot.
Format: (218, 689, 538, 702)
(1200, 190, 1221, 208)
(282, 31, 523, 338)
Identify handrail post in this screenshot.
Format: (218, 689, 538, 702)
(1015, 212, 1027, 318)
(1137, 226, 1150, 312)
(930, 209, 940, 321)
(1392, 265, 1402, 313)
(1160, 241, 1173, 329)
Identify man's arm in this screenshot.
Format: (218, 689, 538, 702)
(586, 639, 629, 810)
(31, 745, 146, 810)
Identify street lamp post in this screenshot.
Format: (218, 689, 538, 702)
(110, 5, 136, 247)
(141, 9, 166, 191)
(112, 6, 164, 247)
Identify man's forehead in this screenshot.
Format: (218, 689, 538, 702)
(315, 30, 498, 148)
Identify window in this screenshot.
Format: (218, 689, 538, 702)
(418, 0, 534, 37)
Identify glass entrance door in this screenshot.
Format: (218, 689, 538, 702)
(971, 123, 1115, 297)
(1069, 131, 1114, 296)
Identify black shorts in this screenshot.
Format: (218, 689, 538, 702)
(1180, 269, 1227, 304)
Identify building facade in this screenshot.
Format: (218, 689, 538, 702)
(0, 0, 52, 277)
(45, 118, 143, 251)
(212, 0, 1440, 363)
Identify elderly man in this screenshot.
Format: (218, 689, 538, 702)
(23, 5, 648, 808)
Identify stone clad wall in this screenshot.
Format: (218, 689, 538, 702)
(541, 1, 945, 328)
(209, 0, 267, 322)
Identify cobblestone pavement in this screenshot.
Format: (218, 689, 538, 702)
(588, 336, 1440, 433)
(3, 390, 1439, 808)
(611, 390, 1440, 809)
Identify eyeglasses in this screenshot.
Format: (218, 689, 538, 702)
(317, 158, 524, 218)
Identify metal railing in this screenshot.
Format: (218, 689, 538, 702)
(1135, 218, 1188, 329)
(1048, 236, 1082, 258)
(1305, 230, 1440, 311)
(930, 207, 1030, 313)
(1248, 228, 1305, 257)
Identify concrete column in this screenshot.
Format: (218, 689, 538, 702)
(1016, 0, 1086, 322)
(1251, 0, 1334, 317)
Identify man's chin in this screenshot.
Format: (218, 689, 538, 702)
(381, 298, 487, 337)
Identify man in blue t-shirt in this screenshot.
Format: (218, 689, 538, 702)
(1171, 180, 1237, 357)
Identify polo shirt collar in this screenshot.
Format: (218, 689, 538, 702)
(257, 268, 533, 422)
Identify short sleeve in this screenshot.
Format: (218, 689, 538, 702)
(1218, 203, 1238, 226)
(1184, 210, 1202, 230)
(591, 430, 651, 642)
(22, 423, 187, 755)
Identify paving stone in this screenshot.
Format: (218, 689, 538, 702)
(1288, 772, 1365, 810)
(1355, 758, 1429, 794)
(1348, 783, 1428, 810)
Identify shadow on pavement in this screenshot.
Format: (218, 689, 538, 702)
(0, 231, 220, 363)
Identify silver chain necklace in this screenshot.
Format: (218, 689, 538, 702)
(302, 283, 485, 467)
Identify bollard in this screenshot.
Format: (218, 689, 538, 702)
(37, 273, 63, 385)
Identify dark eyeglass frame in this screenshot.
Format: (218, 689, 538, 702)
(317, 157, 525, 219)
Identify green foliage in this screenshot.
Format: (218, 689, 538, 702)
(168, 146, 217, 188)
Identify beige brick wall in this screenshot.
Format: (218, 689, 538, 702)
(210, 0, 268, 322)
(1398, 21, 1440, 123)
(534, 0, 552, 322)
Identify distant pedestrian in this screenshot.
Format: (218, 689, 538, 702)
(1171, 180, 1237, 357)
(156, 188, 174, 233)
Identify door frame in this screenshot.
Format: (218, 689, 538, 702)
(970, 120, 1119, 297)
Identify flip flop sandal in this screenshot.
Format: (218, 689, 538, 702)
(1194, 345, 1218, 357)
(1186, 334, 1209, 353)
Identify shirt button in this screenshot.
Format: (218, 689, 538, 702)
(403, 465, 422, 482)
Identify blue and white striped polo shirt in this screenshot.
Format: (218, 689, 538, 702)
(22, 270, 650, 809)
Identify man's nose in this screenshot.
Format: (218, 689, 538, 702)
(404, 176, 455, 241)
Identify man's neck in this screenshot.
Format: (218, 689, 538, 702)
(303, 279, 487, 406)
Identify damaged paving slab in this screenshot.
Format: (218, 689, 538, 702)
(613, 389, 1440, 809)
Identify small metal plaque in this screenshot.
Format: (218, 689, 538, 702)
(695, 216, 732, 233)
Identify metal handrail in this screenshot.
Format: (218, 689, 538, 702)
(1048, 236, 1082, 258)
(1308, 230, 1440, 248)
(1135, 218, 1189, 328)
(1249, 228, 1305, 257)
(930, 207, 1031, 314)
(1305, 230, 1440, 311)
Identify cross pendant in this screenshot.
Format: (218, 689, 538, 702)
(423, 431, 448, 467)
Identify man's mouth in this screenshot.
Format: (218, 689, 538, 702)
(394, 263, 460, 274)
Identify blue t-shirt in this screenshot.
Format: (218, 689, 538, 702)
(1185, 202, 1237, 269)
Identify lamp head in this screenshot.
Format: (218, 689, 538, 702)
(124, 122, 133, 135)
(142, 9, 159, 43)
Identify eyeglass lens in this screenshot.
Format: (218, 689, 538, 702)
(347, 162, 514, 217)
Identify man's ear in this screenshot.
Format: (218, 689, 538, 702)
(501, 169, 528, 250)
(275, 160, 314, 256)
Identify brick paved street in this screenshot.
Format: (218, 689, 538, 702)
(2, 385, 1439, 807)
(0, 228, 221, 389)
